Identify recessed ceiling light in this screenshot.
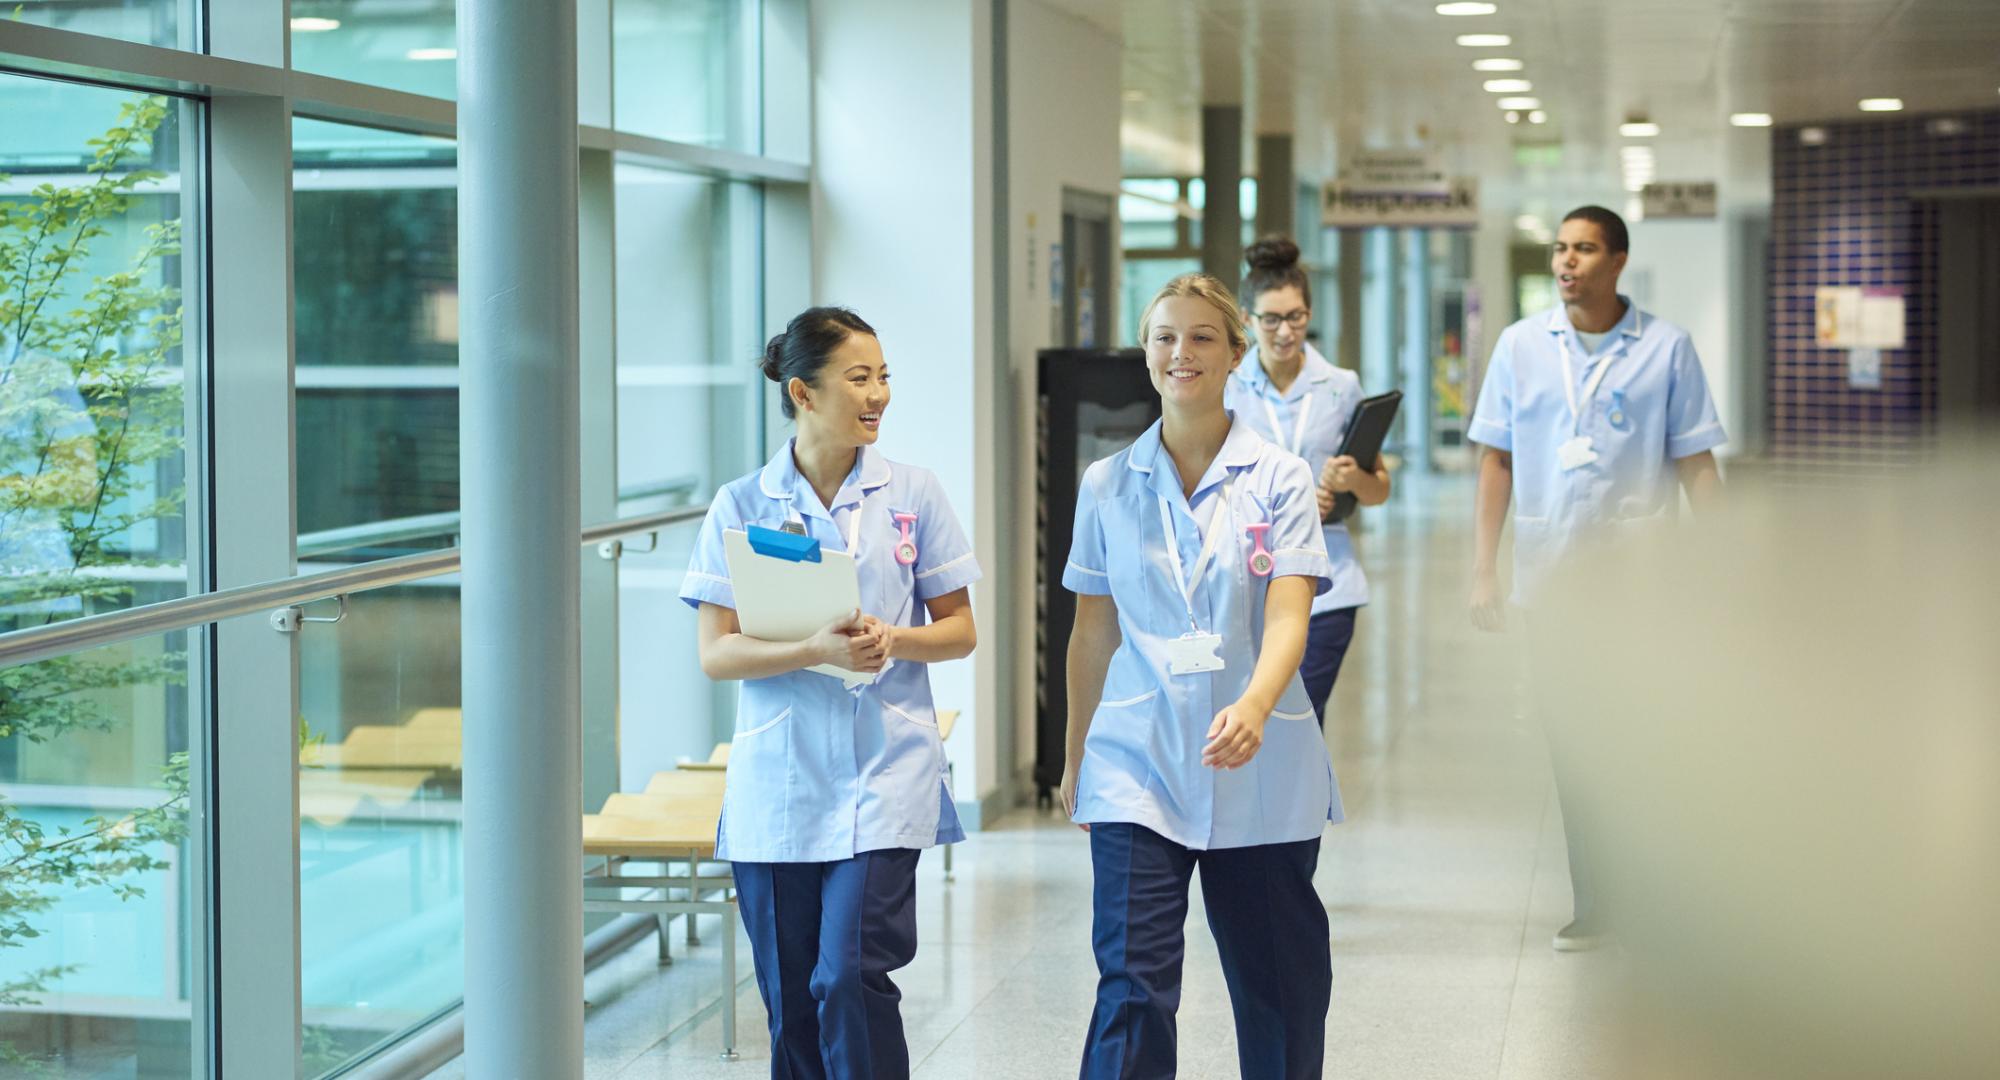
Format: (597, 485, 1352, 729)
(1528, 110, 1546, 124)
(1483, 79, 1532, 93)
(1456, 34, 1512, 47)
(406, 47, 457, 61)
(1859, 98, 1903, 112)
(1473, 58, 1525, 72)
(1436, 2, 1499, 14)
(290, 16, 340, 31)
(1505, 110, 1521, 124)
(1497, 97, 1540, 110)
(1730, 113, 1773, 127)
(1619, 121, 1661, 137)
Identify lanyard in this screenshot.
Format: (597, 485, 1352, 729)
(1558, 332, 1617, 435)
(784, 493, 866, 556)
(1155, 478, 1233, 633)
(1260, 391, 1314, 457)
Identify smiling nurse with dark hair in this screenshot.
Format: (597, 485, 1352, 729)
(681, 306, 981, 1079)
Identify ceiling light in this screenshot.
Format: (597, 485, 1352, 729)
(1927, 117, 1967, 137)
(1436, 2, 1499, 14)
(406, 47, 457, 61)
(1623, 177, 1648, 193)
(1859, 98, 1903, 112)
(1800, 126, 1828, 145)
(1483, 79, 1532, 93)
(1529, 110, 1546, 124)
(1456, 34, 1512, 47)
(1497, 97, 1540, 110)
(1730, 113, 1773, 127)
(1514, 214, 1544, 232)
(1473, 58, 1525, 72)
(290, 16, 340, 31)
(1506, 111, 1521, 124)
(1625, 196, 1645, 223)
(1619, 121, 1660, 137)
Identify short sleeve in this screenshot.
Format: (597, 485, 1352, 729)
(1664, 336, 1727, 459)
(911, 472, 982, 600)
(1061, 463, 1113, 595)
(1260, 455, 1334, 596)
(1467, 328, 1517, 451)
(678, 498, 741, 611)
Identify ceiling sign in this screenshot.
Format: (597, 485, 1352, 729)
(1321, 176, 1479, 227)
(1338, 150, 1451, 194)
(1641, 181, 1718, 219)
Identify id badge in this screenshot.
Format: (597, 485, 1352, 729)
(1557, 435, 1599, 471)
(1165, 632, 1225, 676)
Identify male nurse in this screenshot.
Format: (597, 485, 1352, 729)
(1466, 205, 1725, 952)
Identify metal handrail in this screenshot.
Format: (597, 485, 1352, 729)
(0, 504, 708, 670)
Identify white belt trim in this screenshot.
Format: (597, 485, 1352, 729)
(1099, 690, 1158, 709)
(734, 706, 790, 739)
(914, 551, 975, 579)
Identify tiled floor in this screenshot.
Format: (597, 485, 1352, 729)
(428, 472, 1613, 1078)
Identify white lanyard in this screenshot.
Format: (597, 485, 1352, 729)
(783, 493, 865, 556)
(1155, 478, 1233, 633)
(1260, 391, 1314, 457)
(1558, 333, 1617, 435)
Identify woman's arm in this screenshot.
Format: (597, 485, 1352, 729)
(1203, 574, 1314, 768)
(696, 602, 885, 682)
(862, 587, 976, 663)
(1676, 450, 1723, 514)
(1059, 593, 1121, 820)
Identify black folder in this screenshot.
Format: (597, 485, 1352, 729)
(1325, 389, 1402, 524)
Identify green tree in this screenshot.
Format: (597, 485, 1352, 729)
(0, 94, 189, 1070)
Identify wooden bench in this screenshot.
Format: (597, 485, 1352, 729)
(582, 767, 739, 1061)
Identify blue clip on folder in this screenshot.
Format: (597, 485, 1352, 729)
(746, 525, 821, 563)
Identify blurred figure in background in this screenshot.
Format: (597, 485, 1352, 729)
(1466, 204, 1726, 950)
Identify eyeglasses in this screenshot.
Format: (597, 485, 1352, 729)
(1252, 309, 1311, 330)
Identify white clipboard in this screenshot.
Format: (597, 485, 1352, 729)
(721, 529, 877, 687)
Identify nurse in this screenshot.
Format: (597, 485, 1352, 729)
(1467, 205, 1724, 951)
(1226, 236, 1392, 724)
(681, 306, 981, 1079)
(1060, 272, 1340, 1079)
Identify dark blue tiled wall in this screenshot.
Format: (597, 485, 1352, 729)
(1770, 109, 2000, 456)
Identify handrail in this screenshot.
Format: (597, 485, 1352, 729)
(296, 474, 700, 558)
(0, 504, 708, 670)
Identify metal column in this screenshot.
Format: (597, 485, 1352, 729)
(1201, 105, 1244, 291)
(1255, 133, 1294, 241)
(459, 0, 584, 1076)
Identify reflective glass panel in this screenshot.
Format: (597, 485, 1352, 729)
(11, 0, 193, 50)
(290, 1, 458, 101)
(613, 0, 761, 151)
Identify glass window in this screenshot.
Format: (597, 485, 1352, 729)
(1119, 178, 1180, 251)
(298, 586, 463, 1077)
(290, 2, 458, 101)
(1186, 176, 1260, 247)
(614, 0, 761, 151)
(613, 164, 762, 786)
(293, 119, 459, 541)
(1121, 256, 1199, 347)
(11, 0, 193, 49)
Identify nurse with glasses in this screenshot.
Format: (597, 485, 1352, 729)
(682, 306, 981, 1079)
(1060, 272, 1340, 1079)
(1226, 235, 1392, 725)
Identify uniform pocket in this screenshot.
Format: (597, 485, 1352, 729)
(734, 705, 790, 739)
(882, 700, 938, 729)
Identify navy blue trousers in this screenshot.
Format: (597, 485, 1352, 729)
(1081, 823, 1332, 1080)
(1299, 607, 1359, 727)
(733, 849, 921, 1080)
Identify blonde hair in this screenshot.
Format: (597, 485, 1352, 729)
(1137, 272, 1250, 352)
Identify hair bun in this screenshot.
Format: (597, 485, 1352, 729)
(1244, 235, 1301, 272)
(760, 333, 787, 382)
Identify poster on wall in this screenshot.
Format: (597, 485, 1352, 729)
(1815, 285, 1905, 348)
(1847, 347, 1883, 389)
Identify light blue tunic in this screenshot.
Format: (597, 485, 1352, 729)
(681, 440, 983, 863)
(1468, 299, 1726, 606)
(1063, 415, 1343, 851)
(1226, 342, 1371, 613)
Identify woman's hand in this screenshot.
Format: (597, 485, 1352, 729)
(1322, 454, 1363, 493)
(853, 614, 896, 670)
(1469, 571, 1507, 632)
(1316, 481, 1337, 519)
(1203, 699, 1269, 769)
(807, 610, 885, 671)
(1058, 761, 1089, 831)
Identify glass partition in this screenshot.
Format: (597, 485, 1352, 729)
(290, 1, 458, 101)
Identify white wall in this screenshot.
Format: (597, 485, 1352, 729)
(811, 0, 1000, 815)
(1623, 219, 1737, 456)
(1004, 1, 1124, 797)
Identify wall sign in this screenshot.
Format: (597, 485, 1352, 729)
(1641, 181, 1717, 219)
(1321, 177, 1479, 227)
